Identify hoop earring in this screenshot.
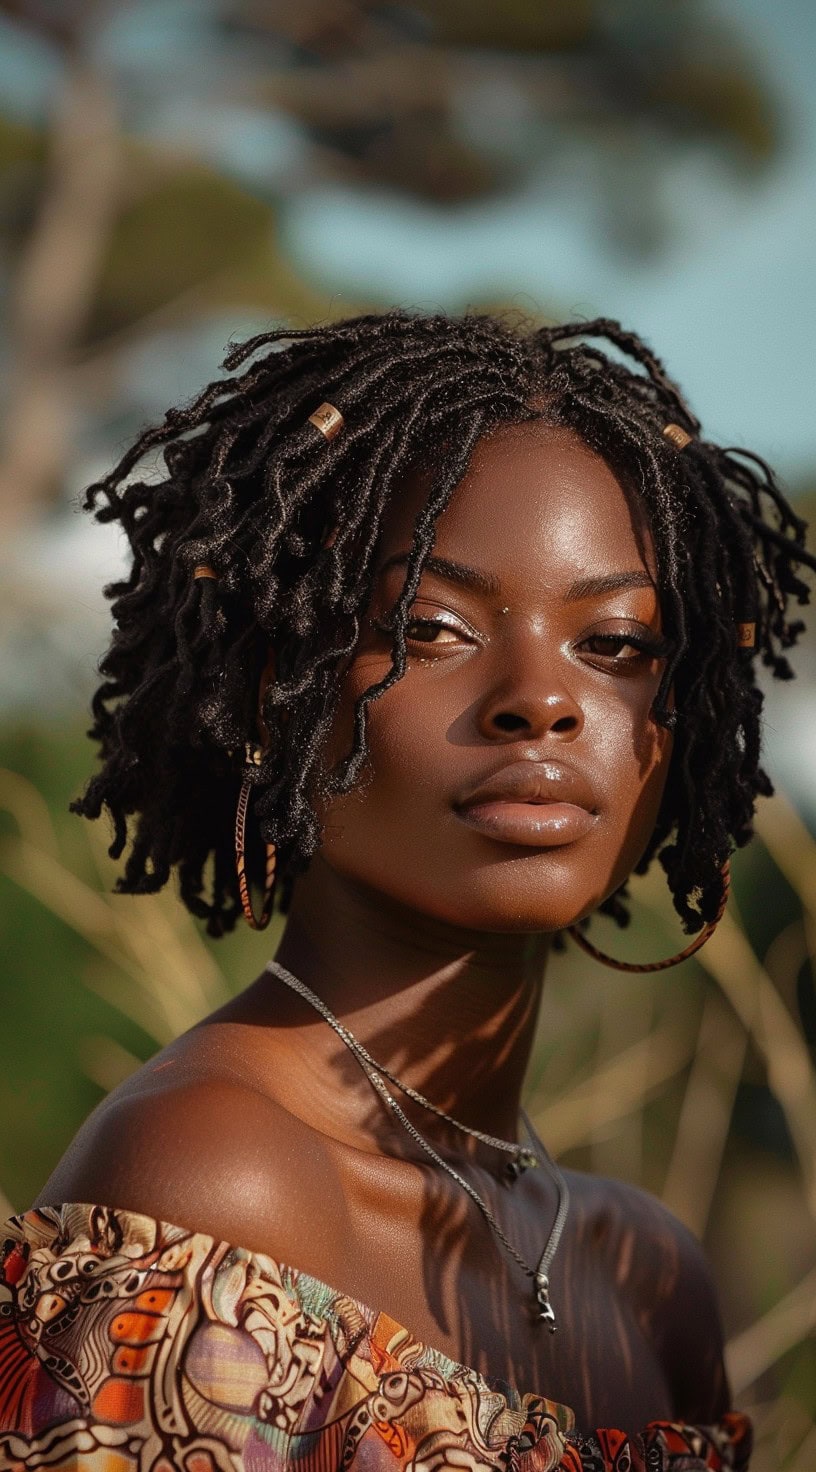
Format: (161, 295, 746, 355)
(566, 859, 730, 973)
(235, 744, 277, 930)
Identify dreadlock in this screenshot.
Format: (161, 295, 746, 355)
(71, 310, 815, 937)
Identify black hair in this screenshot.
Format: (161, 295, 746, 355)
(71, 309, 815, 937)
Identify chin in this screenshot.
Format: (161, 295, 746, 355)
(394, 872, 615, 936)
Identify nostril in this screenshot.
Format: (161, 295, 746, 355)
(552, 715, 578, 733)
(492, 712, 529, 733)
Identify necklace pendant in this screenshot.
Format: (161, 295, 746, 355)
(506, 1147, 539, 1182)
(535, 1272, 557, 1333)
(265, 963, 571, 1334)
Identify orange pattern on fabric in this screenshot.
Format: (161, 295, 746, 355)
(0, 1204, 753, 1472)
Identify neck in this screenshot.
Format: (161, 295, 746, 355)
(266, 855, 550, 1145)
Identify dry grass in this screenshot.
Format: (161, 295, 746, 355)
(1, 764, 814, 1468)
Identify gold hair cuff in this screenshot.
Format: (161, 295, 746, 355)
(193, 564, 219, 581)
(737, 622, 756, 648)
(662, 422, 693, 451)
(308, 402, 344, 440)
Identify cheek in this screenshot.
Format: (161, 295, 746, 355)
(320, 647, 408, 777)
(315, 677, 445, 914)
(590, 690, 674, 885)
(322, 659, 450, 817)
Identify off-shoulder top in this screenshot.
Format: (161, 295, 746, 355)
(0, 1203, 752, 1472)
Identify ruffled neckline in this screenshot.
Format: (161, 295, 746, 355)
(5, 1199, 570, 1416)
(1, 1202, 753, 1471)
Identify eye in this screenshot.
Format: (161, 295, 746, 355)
(372, 606, 477, 652)
(579, 630, 670, 664)
(404, 617, 461, 645)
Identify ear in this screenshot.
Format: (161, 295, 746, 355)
(257, 645, 276, 748)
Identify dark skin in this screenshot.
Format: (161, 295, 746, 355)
(37, 423, 731, 1434)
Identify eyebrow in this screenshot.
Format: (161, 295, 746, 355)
(379, 552, 501, 596)
(564, 570, 656, 601)
(379, 552, 655, 603)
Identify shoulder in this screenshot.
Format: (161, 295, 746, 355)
(31, 1040, 339, 1267)
(571, 1172, 731, 1422)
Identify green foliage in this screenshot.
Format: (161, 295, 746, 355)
(420, 0, 593, 51)
(0, 5, 810, 1465)
(0, 719, 274, 1205)
(1, 715, 815, 1469)
(91, 169, 275, 340)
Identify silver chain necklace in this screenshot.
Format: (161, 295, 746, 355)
(264, 958, 570, 1330)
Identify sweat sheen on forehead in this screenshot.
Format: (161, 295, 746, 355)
(378, 551, 656, 605)
(374, 424, 660, 608)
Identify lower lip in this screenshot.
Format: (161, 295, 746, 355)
(455, 801, 597, 847)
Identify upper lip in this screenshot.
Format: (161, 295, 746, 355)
(455, 760, 598, 814)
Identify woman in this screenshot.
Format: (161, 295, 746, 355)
(1, 311, 812, 1471)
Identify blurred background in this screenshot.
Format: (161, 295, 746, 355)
(0, 0, 814, 1464)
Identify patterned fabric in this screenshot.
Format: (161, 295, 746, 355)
(0, 1204, 752, 1472)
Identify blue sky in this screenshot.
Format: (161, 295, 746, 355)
(282, 0, 816, 485)
(1, 0, 815, 794)
(0, 0, 812, 482)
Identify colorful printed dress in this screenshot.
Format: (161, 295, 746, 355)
(0, 1203, 752, 1472)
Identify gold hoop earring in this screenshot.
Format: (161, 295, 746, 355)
(235, 744, 277, 930)
(566, 859, 730, 973)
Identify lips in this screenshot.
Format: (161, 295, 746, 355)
(454, 760, 598, 848)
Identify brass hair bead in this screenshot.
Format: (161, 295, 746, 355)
(737, 621, 756, 649)
(308, 401, 344, 440)
(193, 564, 219, 580)
(662, 422, 693, 451)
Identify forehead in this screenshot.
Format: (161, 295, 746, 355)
(380, 422, 656, 591)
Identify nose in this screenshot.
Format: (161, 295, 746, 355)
(475, 652, 584, 744)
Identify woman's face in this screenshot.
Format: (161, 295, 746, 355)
(319, 422, 673, 933)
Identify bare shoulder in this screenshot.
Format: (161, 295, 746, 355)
(568, 1170, 731, 1422)
(32, 1029, 338, 1269)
